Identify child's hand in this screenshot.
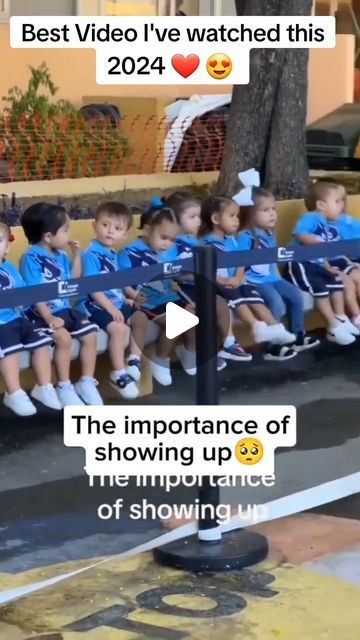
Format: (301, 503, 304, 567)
(325, 265, 341, 276)
(171, 281, 181, 292)
(48, 315, 65, 330)
(225, 277, 240, 289)
(136, 291, 147, 304)
(111, 308, 124, 323)
(68, 240, 81, 257)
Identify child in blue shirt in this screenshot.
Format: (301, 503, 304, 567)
(118, 204, 196, 386)
(20, 203, 102, 407)
(0, 221, 62, 416)
(199, 196, 297, 358)
(317, 179, 360, 275)
(79, 202, 149, 400)
(152, 191, 252, 369)
(285, 181, 360, 345)
(236, 187, 319, 354)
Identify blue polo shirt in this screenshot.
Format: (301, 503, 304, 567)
(20, 244, 71, 313)
(330, 213, 360, 240)
(117, 237, 180, 311)
(175, 234, 200, 259)
(201, 233, 237, 278)
(78, 239, 124, 312)
(0, 260, 25, 324)
(328, 213, 360, 259)
(172, 234, 200, 288)
(292, 211, 341, 264)
(236, 229, 281, 284)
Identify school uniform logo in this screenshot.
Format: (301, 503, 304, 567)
(96, 252, 116, 273)
(0, 268, 13, 290)
(34, 255, 62, 281)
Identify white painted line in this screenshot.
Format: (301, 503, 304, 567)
(0, 471, 358, 608)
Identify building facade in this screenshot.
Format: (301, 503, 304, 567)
(0, 0, 355, 125)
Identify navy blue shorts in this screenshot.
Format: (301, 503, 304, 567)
(142, 299, 188, 319)
(85, 301, 134, 331)
(216, 284, 264, 309)
(284, 261, 344, 298)
(0, 317, 53, 359)
(30, 308, 99, 338)
(328, 257, 356, 274)
(175, 282, 196, 304)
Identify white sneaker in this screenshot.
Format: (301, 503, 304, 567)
(327, 325, 356, 346)
(56, 383, 85, 407)
(110, 372, 139, 399)
(335, 315, 360, 337)
(75, 378, 104, 405)
(252, 321, 274, 343)
(149, 356, 172, 386)
(268, 323, 296, 345)
(176, 345, 197, 376)
(31, 384, 62, 411)
(127, 357, 141, 382)
(253, 321, 295, 345)
(4, 389, 37, 416)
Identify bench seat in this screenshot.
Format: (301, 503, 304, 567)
(19, 291, 314, 370)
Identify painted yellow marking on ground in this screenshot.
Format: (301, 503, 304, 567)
(0, 553, 359, 639)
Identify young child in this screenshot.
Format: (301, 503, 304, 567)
(78, 202, 149, 400)
(236, 187, 319, 352)
(284, 180, 359, 345)
(199, 196, 297, 360)
(154, 192, 252, 368)
(314, 178, 360, 283)
(20, 202, 103, 407)
(0, 221, 62, 416)
(118, 205, 197, 386)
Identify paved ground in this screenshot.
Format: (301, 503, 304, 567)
(0, 336, 359, 638)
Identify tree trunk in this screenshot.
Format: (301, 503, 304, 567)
(215, 0, 313, 199)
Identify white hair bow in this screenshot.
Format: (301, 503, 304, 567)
(232, 168, 260, 206)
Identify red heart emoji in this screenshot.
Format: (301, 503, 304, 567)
(171, 54, 200, 79)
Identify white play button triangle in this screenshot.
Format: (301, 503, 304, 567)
(165, 302, 199, 339)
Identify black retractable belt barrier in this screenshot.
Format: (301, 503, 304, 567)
(153, 246, 269, 571)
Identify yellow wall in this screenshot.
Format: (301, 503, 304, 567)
(8, 194, 360, 265)
(0, 23, 355, 124)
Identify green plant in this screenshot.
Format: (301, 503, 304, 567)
(0, 63, 129, 181)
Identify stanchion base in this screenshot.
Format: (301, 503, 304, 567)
(153, 530, 268, 572)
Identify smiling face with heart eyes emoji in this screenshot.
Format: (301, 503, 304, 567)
(206, 53, 232, 80)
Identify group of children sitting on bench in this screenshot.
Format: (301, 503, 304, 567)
(1, 170, 359, 416)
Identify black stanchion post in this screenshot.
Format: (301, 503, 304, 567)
(195, 245, 221, 544)
(153, 246, 268, 571)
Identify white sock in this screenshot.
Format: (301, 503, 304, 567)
(224, 336, 235, 348)
(57, 380, 71, 388)
(128, 354, 140, 362)
(79, 376, 94, 383)
(112, 369, 127, 379)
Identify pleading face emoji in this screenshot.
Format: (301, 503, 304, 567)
(206, 53, 232, 80)
(235, 438, 264, 465)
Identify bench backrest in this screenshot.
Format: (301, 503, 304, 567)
(7, 194, 360, 267)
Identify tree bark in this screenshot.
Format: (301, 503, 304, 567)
(215, 0, 313, 199)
